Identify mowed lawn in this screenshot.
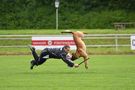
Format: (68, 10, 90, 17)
(0, 55, 135, 90)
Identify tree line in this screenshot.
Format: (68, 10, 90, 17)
(0, 0, 135, 29)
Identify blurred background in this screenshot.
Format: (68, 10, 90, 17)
(0, 0, 135, 29)
(0, 0, 135, 55)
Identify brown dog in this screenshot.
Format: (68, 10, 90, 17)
(61, 31, 89, 69)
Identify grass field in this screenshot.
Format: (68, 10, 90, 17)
(0, 29, 135, 35)
(0, 55, 135, 90)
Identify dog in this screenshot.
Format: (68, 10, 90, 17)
(61, 31, 89, 69)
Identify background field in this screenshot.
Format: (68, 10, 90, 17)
(0, 55, 135, 90)
(0, 29, 135, 34)
(0, 29, 135, 55)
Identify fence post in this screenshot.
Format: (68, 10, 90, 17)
(115, 35, 118, 52)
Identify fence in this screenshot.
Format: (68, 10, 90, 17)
(0, 34, 134, 51)
(85, 34, 134, 51)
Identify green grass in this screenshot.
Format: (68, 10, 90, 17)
(0, 55, 135, 90)
(0, 29, 135, 35)
(0, 47, 135, 55)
